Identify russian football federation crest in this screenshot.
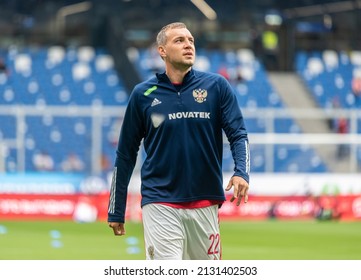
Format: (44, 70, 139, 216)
(147, 245, 155, 260)
(193, 88, 207, 103)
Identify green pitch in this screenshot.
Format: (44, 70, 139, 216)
(0, 220, 360, 260)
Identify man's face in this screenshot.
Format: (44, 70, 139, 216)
(159, 27, 195, 69)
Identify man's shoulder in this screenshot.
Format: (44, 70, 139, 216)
(193, 69, 226, 81)
(132, 76, 158, 94)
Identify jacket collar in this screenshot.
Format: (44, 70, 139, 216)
(156, 68, 196, 84)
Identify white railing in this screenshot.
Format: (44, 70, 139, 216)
(0, 106, 360, 173)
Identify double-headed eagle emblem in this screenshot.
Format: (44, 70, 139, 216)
(193, 89, 207, 103)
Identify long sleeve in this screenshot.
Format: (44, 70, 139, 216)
(220, 78, 250, 183)
(107, 90, 144, 223)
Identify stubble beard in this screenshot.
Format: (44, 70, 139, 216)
(174, 58, 194, 71)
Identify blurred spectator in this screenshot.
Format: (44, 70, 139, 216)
(61, 152, 85, 172)
(32, 151, 54, 171)
(0, 57, 9, 76)
(107, 117, 123, 147)
(100, 153, 111, 172)
(327, 96, 340, 131)
(261, 29, 279, 70)
(336, 117, 348, 134)
(268, 200, 279, 220)
(218, 65, 244, 85)
(351, 76, 361, 97)
(217, 65, 230, 81)
(314, 195, 341, 221)
(336, 116, 349, 159)
(235, 67, 245, 83)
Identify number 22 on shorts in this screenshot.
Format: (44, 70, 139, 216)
(208, 233, 221, 259)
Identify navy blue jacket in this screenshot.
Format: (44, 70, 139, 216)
(108, 69, 250, 223)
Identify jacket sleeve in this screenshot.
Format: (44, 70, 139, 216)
(107, 89, 145, 223)
(220, 77, 250, 183)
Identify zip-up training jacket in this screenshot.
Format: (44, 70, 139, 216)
(108, 69, 250, 223)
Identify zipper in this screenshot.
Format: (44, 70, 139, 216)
(177, 91, 183, 105)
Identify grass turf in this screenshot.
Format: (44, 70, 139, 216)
(0, 220, 360, 260)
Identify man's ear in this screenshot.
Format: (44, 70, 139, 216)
(158, 46, 166, 60)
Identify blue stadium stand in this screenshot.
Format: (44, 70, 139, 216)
(296, 50, 361, 170)
(0, 46, 128, 174)
(296, 50, 361, 110)
(133, 47, 328, 173)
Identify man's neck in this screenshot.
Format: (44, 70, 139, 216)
(165, 65, 191, 84)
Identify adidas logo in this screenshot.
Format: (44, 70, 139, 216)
(151, 98, 162, 107)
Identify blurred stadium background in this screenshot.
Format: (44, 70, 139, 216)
(0, 0, 361, 259)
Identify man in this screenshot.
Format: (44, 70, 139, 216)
(108, 22, 250, 260)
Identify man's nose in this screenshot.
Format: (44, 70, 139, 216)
(184, 39, 193, 48)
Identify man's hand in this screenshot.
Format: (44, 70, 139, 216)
(108, 222, 126, 236)
(225, 176, 249, 206)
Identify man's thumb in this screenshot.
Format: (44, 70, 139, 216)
(225, 180, 233, 191)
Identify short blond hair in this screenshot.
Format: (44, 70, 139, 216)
(156, 22, 187, 46)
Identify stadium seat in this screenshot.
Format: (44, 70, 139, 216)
(350, 50, 361, 66)
(72, 62, 91, 81)
(77, 46, 95, 63)
(237, 48, 255, 65)
(14, 53, 32, 76)
(322, 50, 338, 71)
(47, 46, 66, 65)
(95, 54, 114, 73)
(306, 57, 324, 77)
